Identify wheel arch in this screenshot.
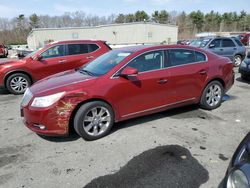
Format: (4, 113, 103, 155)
(4, 70, 33, 88)
(68, 98, 117, 134)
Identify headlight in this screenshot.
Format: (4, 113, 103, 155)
(241, 61, 247, 68)
(21, 88, 33, 107)
(31, 92, 65, 107)
(227, 170, 249, 188)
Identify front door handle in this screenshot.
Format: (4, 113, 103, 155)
(157, 79, 168, 84)
(59, 59, 67, 63)
(86, 56, 94, 59)
(199, 70, 207, 75)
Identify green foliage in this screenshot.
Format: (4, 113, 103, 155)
(29, 13, 40, 29)
(152, 10, 169, 24)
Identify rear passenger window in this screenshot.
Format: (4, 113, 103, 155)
(89, 44, 99, 52)
(222, 39, 236, 47)
(168, 49, 195, 66)
(68, 44, 89, 55)
(195, 51, 206, 62)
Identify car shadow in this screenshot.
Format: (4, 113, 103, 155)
(0, 88, 10, 95)
(236, 76, 250, 84)
(37, 132, 80, 142)
(84, 145, 209, 188)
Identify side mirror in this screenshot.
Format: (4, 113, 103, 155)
(120, 66, 138, 78)
(209, 44, 215, 48)
(34, 54, 43, 61)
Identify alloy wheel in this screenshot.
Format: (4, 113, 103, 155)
(234, 56, 242, 66)
(10, 76, 29, 93)
(83, 106, 111, 136)
(205, 84, 222, 107)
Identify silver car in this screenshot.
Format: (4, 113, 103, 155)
(190, 37, 246, 66)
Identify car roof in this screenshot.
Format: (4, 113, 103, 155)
(114, 44, 207, 53)
(49, 40, 106, 45)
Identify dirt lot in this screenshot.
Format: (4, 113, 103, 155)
(0, 63, 249, 187)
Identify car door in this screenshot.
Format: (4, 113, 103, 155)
(31, 44, 68, 80)
(166, 49, 209, 102)
(110, 50, 173, 117)
(221, 38, 237, 60)
(64, 43, 102, 70)
(207, 39, 223, 55)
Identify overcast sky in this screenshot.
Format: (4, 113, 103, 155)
(0, 0, 249, 18)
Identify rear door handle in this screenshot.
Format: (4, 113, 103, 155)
(59, 59, 67, 63)
(86, 56, 94, 59)
(157, 79, 168, 84)
(199, 70, 207, 75)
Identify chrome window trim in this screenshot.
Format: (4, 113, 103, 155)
(121, 97, 196, 118)
(110, 48, 208, 79)
(39, 43, 100, 59)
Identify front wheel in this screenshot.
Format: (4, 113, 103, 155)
(200, 81, 224, 110)
(6, 73, 31, 95)
(74, 101, 114, 141)
(233, 55, 242, 67)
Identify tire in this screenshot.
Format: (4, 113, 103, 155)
(6, 73, 31, 95)
(74, 101, 114, 141)
(200, 81, 224, 110)
(233, 55, 242, 67)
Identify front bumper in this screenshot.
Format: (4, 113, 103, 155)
(21, 99, 78, 136)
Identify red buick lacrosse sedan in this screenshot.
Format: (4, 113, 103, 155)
(20, 45, 234, 140)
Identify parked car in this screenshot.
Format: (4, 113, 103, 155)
(190, 37, 246, 66)
(0, 40, 111, 94)
(0, 44, 8, 58)
(239, 52, 250, 80)
(239, 33, 250, 46)
(220, 132, 250, 188)
(20, 45, 234, 140)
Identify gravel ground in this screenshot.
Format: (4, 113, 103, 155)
(0, 60, 249, 188)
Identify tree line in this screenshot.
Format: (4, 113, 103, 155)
(0, 10, 250, 45)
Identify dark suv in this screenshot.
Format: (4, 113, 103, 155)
(0, 40, 111, 94)
(190, 37, 246, 66)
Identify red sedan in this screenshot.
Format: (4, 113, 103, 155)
(20, 45, 234, 140)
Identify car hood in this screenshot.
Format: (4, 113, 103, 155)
(0, 59, 23, 65)
(30, 70, 96, 95)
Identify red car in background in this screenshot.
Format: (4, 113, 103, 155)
(0, 44, 8, 58)
(0, 40, 111, 94)
(21, 45, 234, 140)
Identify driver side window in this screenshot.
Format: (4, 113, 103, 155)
(210, 39, 221, 48)
(41, 45, 65, 59)
(127, 51, 164, 73)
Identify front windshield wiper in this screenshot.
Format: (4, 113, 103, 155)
(78, 69, 95, 76)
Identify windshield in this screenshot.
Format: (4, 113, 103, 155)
(190, 38, 212, 48)
(79, 50, 132, 76)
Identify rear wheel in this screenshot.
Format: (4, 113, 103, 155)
(200, 81, 224, 110)
(6, 73, 31, 95)
(233, 55, 242, 67)
(74, 101, 114, 141)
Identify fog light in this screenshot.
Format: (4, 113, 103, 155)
(33, 124, 46, 130)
